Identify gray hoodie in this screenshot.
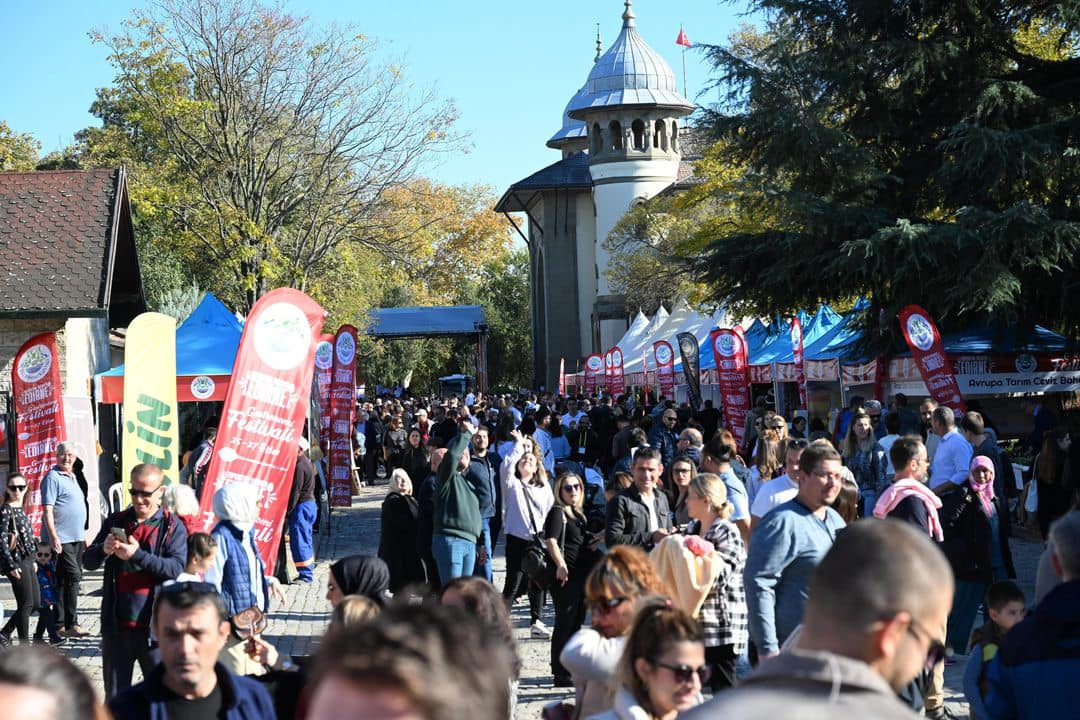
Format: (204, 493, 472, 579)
(679, 649, 919, 720)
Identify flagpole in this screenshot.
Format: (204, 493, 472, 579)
(682, 47, 687, 98)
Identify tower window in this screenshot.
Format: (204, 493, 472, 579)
(654, 120, 667, 151)
(631, 119, 646, 151)
(609, 121, 623, 151)
(671, 120, 679, 151)
(591, 123, 603, 154)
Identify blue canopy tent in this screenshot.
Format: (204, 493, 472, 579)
(95, 293, 242, 403)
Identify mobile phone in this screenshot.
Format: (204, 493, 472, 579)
(110, 527, 127, 543)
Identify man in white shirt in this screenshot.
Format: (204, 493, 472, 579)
(560, 398, 587, 429)
(929, 406, 972, 496)
(750, 439, 806, 528)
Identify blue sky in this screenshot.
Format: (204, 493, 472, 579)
(1, 0, 751, 193)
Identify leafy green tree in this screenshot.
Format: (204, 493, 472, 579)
(0, 121, 40, 171)
(89, 0, 460, 312)
(691, 2, 1080, 347)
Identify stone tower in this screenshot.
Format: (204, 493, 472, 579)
(567, 0, 693, 350)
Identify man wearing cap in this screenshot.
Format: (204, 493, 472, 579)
(287, 438, 317, 583)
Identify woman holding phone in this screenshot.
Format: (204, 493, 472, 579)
(0, 473, 39, 644)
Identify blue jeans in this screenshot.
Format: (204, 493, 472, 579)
(431, 533, 476, 583)
(288, 500, 318, 581)
(474, 518, 493, 582)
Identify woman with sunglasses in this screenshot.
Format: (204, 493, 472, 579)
(561, 546, 668, 719)
(589, 599, 706, 720)
(0, 473, 38, 644)
(545, 472, 604, 687)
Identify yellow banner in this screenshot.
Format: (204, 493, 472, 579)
(121, 312, 180, 505)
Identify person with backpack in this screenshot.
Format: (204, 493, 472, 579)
(83, 463, 188, 698)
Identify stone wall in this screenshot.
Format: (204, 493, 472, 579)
(0, 318, 66, 398)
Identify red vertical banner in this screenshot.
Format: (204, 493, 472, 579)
(791, 316, 808, 410)
(328, 325, 357, 508)
(898, 305, 966, 414)
(584, 354, 602, 395)
(313, 334, 334, 455)
(12, 333, 67, 535)
(711, 328, 752, 447)
(654, 340, 676, 399)
(558, 358, 566, 397)
(196, 289, 325, 573)
(609, 346, 625, 397)
(603, 351, 613, 396)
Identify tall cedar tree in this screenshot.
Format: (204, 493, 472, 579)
(693, 2, 1079, 350)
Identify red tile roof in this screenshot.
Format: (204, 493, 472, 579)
(0, 169, 143, 319)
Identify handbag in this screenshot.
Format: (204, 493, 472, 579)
(520, 485, 564, 591)
(230, 605, 267, 640)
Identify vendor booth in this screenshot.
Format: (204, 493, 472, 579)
(95, 293, 241, 404)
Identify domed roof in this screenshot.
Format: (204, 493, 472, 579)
(567, 1, 693, 119)
(547, 86, 590, 149)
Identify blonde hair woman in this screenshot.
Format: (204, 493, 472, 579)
(545, 473, 604, 686)
(561, 546, 669, 718)
(684, 473, 748, 691)
(500, 428, 555, 637)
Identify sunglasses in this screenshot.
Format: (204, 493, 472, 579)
(36, 553, 51, 560)
(562, 483, 582, 492)
(590, 596, 629, 614)
(652, 660, 712, 685)
(6, 485, 26, 492)
(906, 617, 949, 671)
(130, 485, 162, 499)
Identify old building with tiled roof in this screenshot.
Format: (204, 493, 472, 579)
(495, 1, 700, 389)
(0, 167, 145, 396)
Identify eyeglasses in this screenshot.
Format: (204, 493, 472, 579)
(651, 660, 711, 685)
(562, 483, 582, 492)
(664, 416, 677, 422)
(906, 616, 949, 671)
(6, 485, 26, 492)
(36, 553, 52, 560)
(130, 485, 162, 499)
(590, 596, 628, 614)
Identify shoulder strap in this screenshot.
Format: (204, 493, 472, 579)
(521, 484, 541, 536)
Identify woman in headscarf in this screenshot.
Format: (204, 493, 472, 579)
(205, 483, 273, 676)
(378, 470, 426, 592)
(940, 455, 1016, 653)
(326, 555, 391, 608)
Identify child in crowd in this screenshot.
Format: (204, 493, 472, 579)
(33, 543, 63, 645)
(175, 532, 218, 582)
(963, 580, 1026, 720)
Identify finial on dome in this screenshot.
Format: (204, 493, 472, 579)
(622, 0, 636, 28)
(595, 24, 603, 61)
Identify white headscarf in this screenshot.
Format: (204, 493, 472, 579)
(212, 483, 259, 533)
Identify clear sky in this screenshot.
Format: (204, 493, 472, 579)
(1, 0, 751, 194)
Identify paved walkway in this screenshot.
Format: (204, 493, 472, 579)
(0, 489, 1046, 717)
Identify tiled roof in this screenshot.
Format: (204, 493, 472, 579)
(495, 152, 592, 212)
(0, 169, 143, 319)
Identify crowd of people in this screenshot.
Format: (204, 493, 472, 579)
(0, 388, 1077, 719)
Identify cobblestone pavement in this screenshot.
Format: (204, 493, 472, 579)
(0, 489, 1046, 717)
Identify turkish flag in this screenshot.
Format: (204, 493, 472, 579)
(676, 27, 692, 48)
